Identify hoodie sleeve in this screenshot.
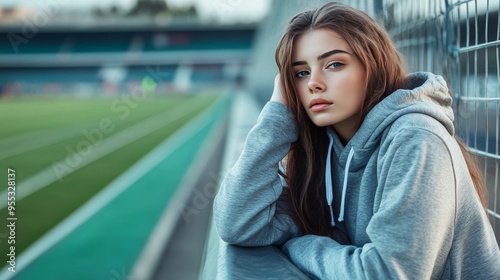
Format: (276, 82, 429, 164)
(283, 127, 457, 279)
(213, 101, 302, 246)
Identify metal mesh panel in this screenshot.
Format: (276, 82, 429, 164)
(448, 0, 500, 240)
(378, 0, 500, 243)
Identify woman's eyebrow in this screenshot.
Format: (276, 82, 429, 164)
(318, 49, 351, 60)
(292, 49, 351, 67)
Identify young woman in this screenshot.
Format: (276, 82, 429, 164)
(214, 2, 500, 279)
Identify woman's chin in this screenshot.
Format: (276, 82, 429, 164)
(310, 118, 334, 128)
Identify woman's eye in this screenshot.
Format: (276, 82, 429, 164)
(328, 62, 344, 69)
(295, 70, 309, 78)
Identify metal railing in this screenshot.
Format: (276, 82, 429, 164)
(375, 0, 500, 243)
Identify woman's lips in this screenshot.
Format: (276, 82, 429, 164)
(310, 103, 332, 112)
(309, 98, 333, 112)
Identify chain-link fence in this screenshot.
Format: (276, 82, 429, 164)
(249, 0, 500, 243)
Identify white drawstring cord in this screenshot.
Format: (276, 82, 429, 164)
(325, 130, 335, 227)
(339, 147, 354, 222)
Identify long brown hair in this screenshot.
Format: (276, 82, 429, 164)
(275, 2, 487, 236)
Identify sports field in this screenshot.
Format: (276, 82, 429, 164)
(0, 93, 228, 279)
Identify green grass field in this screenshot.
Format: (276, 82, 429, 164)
(0, 93, 221, 272)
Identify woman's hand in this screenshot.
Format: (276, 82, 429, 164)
(270, 74, 286, 104)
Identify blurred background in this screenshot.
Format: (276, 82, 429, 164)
(0, 0, 498, 279)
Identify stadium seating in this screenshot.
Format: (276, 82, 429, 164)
(0, 24, 256, 95)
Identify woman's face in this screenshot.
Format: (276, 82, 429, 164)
(292, 28, 366, 143)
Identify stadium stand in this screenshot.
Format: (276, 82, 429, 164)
(0, 24, 255, 97)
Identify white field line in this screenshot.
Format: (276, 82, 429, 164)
(0, 130, 47, 147)
(0, 100, 199, 209)
(0, 127, 74, 148)
(0, 119, 99, 148)
(0, 128, 83, 161)
(0, 97, 224, 279)
(131, 104, 226, 280)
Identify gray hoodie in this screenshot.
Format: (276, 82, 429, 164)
(213, 72, 500, 279)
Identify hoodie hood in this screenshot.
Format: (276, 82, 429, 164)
(324, 72, 454, 226)
(361, 72, 453, 141)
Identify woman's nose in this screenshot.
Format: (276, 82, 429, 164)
(308, 71, 326, 93)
